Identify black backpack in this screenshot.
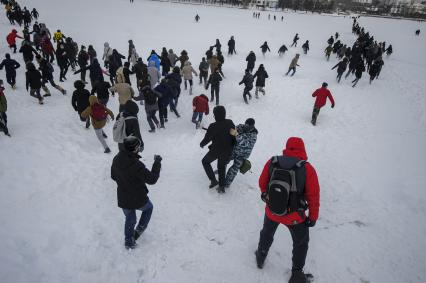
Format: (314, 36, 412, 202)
(267, 156, 307, 216)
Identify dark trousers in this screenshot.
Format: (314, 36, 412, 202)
(257, 215, 309, 271)
(199, 72, 208, 86)
(79, 65, 86, 82)
(191, 112, 203, 124)
(286, 67, 296, 76)
(10, 44, 17, 53)
(202, 150, 229, 187)
(159, 106, 168, 126)
(210, 85, 219, 105)
(243, 86, 253, 102)
(0, 112, 9, 135)
(6, 74, 16, 87)
(337, 72, 343, 83)
(146, 109, 159, 130)
(122, 200, 153, 245)
(311, 106, 320, 125)
(184, 79, 193, 89)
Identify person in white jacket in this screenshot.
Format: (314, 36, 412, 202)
(181, 61, 198, 95)
(129, 48, 139, 67)
(147, 60, 161, 89)
(102, 42, 113, 68)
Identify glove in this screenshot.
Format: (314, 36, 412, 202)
(305, 218, 316, 227)
(154, 155, 162, 162)
(261, 192, 268, 203)
(331, 104, 335, 108)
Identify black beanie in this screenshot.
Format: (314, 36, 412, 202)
(245, 118, 255, 127)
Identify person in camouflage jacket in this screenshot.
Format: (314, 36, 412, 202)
(225, 118, 258, 187)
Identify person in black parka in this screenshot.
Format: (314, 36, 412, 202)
(72, 80, 91, 127)
(239, 69, 254, 104)
(200, 105, 235, 193)
(25, 62, 44, 104)
(91, 80, 112, 106)
(253, 64, 268, 97)
(246, 51, 256, 73)
(228, 36, 236, 55)
(260, 41, 270, 56)
(332, 57, 348, 83)
(74, 58, 104, 89)
(0, 53, 20, 88)
(19, 41, 38, 63)
(111, 136, 162, 249)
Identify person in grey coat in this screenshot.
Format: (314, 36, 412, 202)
(167, 49, 179, 67)
(140, 85, 160, 132)
(225, 118, 258, 187)
(147, 60, 161, 89)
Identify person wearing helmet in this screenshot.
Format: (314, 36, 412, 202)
(111, 136, 162, 249)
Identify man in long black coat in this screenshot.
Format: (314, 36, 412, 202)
(200, 106, 235, 193)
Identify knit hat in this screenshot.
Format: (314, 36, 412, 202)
(322, 82, 328, 87)
(245, 118, 255, 127)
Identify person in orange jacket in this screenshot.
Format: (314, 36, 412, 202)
(255, 137, 320, 283)
(311, 82, 335, 126)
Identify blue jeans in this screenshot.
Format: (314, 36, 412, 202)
(191, 112, 203, 124)
(122, 200, 153, 245)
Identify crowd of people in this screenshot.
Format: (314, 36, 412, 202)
(1, 1, 412, 282)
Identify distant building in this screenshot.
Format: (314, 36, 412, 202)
(252, 0, 279, 8)
(352, 0, 373, 4)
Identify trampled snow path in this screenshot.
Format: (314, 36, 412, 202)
(0, 1, 426, 282)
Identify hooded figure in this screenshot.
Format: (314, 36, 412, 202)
(255, 137, 320, 283)
(80, 95, 114, 153)
(225, 118, 258, 187)
(0, 53, 20, 88)
(147, 51, 161, 71)
(72, 80, 91, 127)
(200, 105, 235, 193)
(181, 61, 198, 94)
(167, 49, 178, 67)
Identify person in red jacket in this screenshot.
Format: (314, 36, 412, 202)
(255, 137, 320, 283)
(192, 94, 209, 129)
(311, 82, 335, 126)
(6, 29, 23, 54)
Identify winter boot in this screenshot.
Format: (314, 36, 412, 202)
(209, 179, 219, 189)
(255, 249, 267, 269)
(102, 131, 108, 138)
(85, 119, 90, 129)
(125, 239, 137, 250)
(217, 186, 225, 194)
(148, 128, 156, 133)
(288, 270, 313, 283)
(134, 226, 147, 241)
(189, 86, 193, 95)
(104, 147, 111, 153)
(55, 85, 66, 95)
(42, 86, 51, 97)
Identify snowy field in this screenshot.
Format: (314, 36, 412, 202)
(1, 0, 426, 282)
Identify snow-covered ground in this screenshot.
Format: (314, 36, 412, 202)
(1, 0, 426, 282)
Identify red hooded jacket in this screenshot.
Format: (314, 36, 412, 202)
(6, 30, 22, 46)
(312, 87, 335, 108)
(192, 94, 209, 114)
(259, 137, 320, 225)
